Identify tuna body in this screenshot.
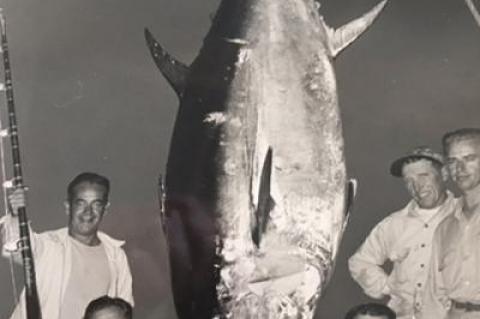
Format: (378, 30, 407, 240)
(145, 0, 387, 318)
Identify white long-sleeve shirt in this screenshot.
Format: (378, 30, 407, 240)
(419, 199, 480, 319)
(1, 224, 133, 319)
(349, 193, 456, 318)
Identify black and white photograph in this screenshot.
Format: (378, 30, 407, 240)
(0, 0, 480, 318)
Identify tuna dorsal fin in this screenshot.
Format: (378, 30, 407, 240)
(144, 28, 189, 98)
(328, 0, 388, 58)
(252, 148, 275, 248)
(466, 0, 480, 29)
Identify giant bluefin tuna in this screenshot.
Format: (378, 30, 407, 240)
(145, 0, 387, 318)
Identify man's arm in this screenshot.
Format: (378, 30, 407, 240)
(1, 188, 41, 263)
(1, 214, 22, 263)
(348, 221, 391, 299)
(116, 248, 134, 306)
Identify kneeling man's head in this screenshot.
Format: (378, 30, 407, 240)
(345, 303, 396, 319)
(83, 296, 132, 319)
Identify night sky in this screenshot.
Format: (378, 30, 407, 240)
(0, 0, 479, 318)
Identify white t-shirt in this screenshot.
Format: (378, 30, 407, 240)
(59, 238, 111, 319)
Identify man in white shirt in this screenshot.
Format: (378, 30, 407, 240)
(420, 128, 480, 319)
(349, 146, 456, 319)
(1, 172, 133, 319)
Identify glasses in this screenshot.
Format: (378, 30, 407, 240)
(71, 199, 108, 212)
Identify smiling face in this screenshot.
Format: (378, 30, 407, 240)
(66, 181, 109, 243)
(402, 159, 447, 209)
(446, 137, 480, 193)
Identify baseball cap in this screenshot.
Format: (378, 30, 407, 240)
(390, 146, 444, 177)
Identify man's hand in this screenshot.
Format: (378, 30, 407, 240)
(390, 247, 411, 263)
(8, 187, 27, 216)
(1, 188, 29, 259)
(1, 214, 20, 255)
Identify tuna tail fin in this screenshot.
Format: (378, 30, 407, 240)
(327, 0, 388, 57)
(466, 0, 480, 29)
(144, 28, 190, 98)
(252, 148, 275, 248)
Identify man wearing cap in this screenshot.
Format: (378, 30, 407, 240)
(349, 146, 456, 319)
(420, 128, 480, 319)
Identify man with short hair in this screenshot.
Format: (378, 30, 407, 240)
(349, 146, 456, 319)
(83, 296, 132, 319)
(420, 128, 480, 319)
(345, 303, 396, 319)
(0, 172, 133, 319)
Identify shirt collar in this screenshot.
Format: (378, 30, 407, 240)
(407, 191, 455, 218)
(59, 227, 125, 247)
(453, 196, 480, 225)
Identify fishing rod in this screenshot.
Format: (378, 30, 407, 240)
(0, 9, 42, 319)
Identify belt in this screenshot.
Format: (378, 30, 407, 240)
(452, 300, 480, 312)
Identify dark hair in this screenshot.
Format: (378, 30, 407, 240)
(67, 172, 110, 202)
(442, 128, 480, 154)
(83, 296, 132, 319)
(345, 303, 396, 319)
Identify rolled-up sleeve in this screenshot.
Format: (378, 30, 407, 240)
(1, 215, 43, 263)
(349, 221, 391, 299)
(116, 248, 134, 307)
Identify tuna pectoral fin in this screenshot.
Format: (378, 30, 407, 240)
(328, 178, 357, 273)
(157, 174, 168, 235)
(144, 28, 189, 98)
(328, 0, 388, 57)
(466, 0, 480, 28)
(252, 148, 275, 248)
(345, 178, 358, 218)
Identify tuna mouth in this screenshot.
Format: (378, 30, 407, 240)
(244, 247, 321, 296)
(247, 264, 321, 298)
(248, 266, 304, 285)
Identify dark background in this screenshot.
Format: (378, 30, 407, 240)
(0, 0, 479, 318)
